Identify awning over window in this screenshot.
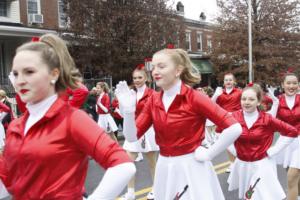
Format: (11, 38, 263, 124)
(191, 59, 213, 74)
(0, 25, 56, 37)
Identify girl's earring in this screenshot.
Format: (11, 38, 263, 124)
(50, 80, 56, 85)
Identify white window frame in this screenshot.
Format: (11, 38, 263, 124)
(27, 0, 41, 15)
(185, 31, 191, 51)
(207, 35, 212, 52)
(197, 32, 203, 51)
(58, 0, 67, 28)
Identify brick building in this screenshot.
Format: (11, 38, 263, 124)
(0, 0, 214, 89)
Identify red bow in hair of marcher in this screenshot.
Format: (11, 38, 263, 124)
(166, 43, 175, 49)
(144, 58, 152, 62)
(247, 82, 254, 87)
(31, 37, 40, 42)
(136, 63, 145, 70)
(287, 67, 295, 73)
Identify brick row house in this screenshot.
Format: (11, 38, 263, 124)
(0, 0, 214, 90)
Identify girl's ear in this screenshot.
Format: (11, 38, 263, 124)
(51, 68, 60, 80)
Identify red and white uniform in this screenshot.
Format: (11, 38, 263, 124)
(215, 87, 242, 133)
(111, 98, 122, 120)
(227, 110, 298, 200)
(0, 96, 131, 200)
(123, 85, 159, 152)
(261, 94, 273, 111)
(136, 81, 236, 199)
(97, 92, 118, 132)
(275, 94, 300, 169)
(216, 87, 242, 112)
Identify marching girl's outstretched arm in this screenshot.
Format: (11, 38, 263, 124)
(115, 81, 138, 142)
(266, 86, 279, 117)
(115, 81, 153, 142)
(195, 123, 242, 161)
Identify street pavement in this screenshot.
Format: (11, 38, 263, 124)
(84, 150, 288, 200)
(1, 138, 288, 200)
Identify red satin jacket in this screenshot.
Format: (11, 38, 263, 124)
(0, 102, 10, 113)
(97, 93, 110, 114)
(136, 87, 153, 119)
(232, 110, 298, 162)
(216, 87, 242, 112)
(0, 98, 131, 200)
(277, 94, 300, 131)
(111, 98, 122, 119)
(136, 84, 237, 156)
(261, 94, 273, 111)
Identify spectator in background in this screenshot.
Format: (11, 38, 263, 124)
(84, 87, 98, 122)
(0, 90, 14, 130)
(111, 95, 123, 138)
(62, 69, 89, 109)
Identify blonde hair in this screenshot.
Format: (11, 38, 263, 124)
(243, 83, 263, 102)
(132, 67, 148, 82)
(97, 82, 110, 93)
(0, 89, 6, 99)
(154, 48, 201, 86)
(16, 33, 81, 92)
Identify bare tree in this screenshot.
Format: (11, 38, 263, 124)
(211, 0, 300, 85)
(61, 0, 184, 83)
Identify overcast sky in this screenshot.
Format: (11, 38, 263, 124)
(170, 0, 218, 22)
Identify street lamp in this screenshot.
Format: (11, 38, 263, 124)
(248, 0, 253, 83)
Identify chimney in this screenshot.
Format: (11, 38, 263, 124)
(200, 12, 206, 21)
(176, 1, 184, 16)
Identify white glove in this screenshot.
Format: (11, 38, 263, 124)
(87, 163, 136, 200)
(267, 87, 278, 101)
(227, 144, 237, 157)
(8, 72, 16, 89)
(211, 87, 223, 102)
(115, 81, 136, 113)
(267, 136, 294, 157)
(266, 87, 279, 117)
(195, 123, 242, 161)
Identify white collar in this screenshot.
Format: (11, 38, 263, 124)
(26, 94, 58, 117)
(285, 94, 296, 100)
(137, 84, 146, 94)
(243, 109, 259, 117)
(164, 80, 182, 97)
(225, 87, 233, 94)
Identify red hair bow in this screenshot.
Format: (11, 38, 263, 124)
(247, 82, 254, 87)
(31, 37, 40, 42)
(166, 43, 175, 49)
(136, 63, 145, 70)
(287, 67, 295, 73)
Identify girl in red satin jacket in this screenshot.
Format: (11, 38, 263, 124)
(273, 73, 300, 200)
(120, 66, 159, 200)
(212, 73, 242, 172)
(96, 81, 119, 142)
(1, 33, 135, 200)
(225, 84, 298, 200)
(116, 48, 242, 200)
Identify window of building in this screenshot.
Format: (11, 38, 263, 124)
(185, 32, 191, 51)
(27, 0, 40, 14)
(0, 1, 7, 17)
(207, 35, 212, 52)
(197, 32, 203, 51)
(58, 0, 67, 27)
